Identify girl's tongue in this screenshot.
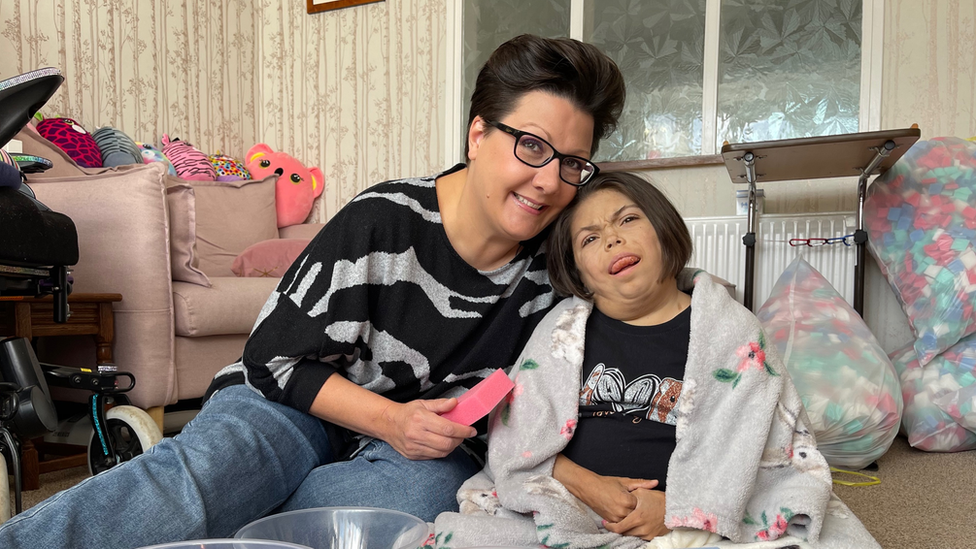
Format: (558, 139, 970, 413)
(610, 255, 640, 275)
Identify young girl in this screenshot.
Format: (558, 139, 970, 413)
(434, 173, 878, 548)
(0, 35, 625, 548)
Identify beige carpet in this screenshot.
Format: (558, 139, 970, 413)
(9, 436, 976, 548)
(834, 436, 976, 549)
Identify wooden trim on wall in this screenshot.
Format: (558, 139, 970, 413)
(601, 154, 725, 172)
(307, 0, 383, 14)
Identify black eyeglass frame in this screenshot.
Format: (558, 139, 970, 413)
(483, 119, 599, 187)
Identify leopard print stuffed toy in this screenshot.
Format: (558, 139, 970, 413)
(36, 117, 102, 168)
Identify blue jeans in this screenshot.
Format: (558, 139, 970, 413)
(0, 385, 480, 549)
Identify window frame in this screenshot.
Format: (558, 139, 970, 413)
(445, 0, 885, 170)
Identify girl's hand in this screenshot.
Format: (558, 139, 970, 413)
(382, 398, 477, 460)
(553, 454, 659, 523)
(604, 488, 670, 541)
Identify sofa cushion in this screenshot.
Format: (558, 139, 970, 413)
(172, 276, 278, 337)
(188, 176, 278, 277)
(174, 334, 250, 400)
(165, 182, 211, 287)
(27, 162, 176, 408)
(232, 238, 310, 278)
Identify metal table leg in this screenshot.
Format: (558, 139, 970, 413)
(742, 152, 758, 311)
(854, 139, 896, 317)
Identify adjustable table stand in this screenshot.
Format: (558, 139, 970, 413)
(721, 127, 921, 315)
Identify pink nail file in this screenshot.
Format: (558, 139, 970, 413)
(440, 368, 515, 425)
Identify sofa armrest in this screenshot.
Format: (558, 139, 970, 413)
(279, 222, 326, 240)
(27, 163, 177, 409)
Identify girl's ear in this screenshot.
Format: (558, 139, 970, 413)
(467, 116, 488, 162)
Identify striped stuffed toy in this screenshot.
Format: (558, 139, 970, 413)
(161, 134, 216, 181)
(92, 126, 143, 167)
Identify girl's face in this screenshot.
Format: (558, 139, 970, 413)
(466, 91, 593, 245)
(570, 189, 669, 318)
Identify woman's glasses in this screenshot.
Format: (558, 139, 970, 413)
(484, 119, 599, 186)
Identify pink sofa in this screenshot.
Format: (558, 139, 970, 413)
(15, 128, 323, 424)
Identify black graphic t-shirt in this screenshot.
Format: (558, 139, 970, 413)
(561, 305, 691, 491)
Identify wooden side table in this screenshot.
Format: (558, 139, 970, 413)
(0, 292, 122, 489)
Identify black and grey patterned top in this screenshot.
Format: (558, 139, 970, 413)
(210, 165, 558, 416)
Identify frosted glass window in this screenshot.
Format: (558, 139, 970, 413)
(716, 0, 862, 147)
(458, 0, 864, 162)
(461, 1, 571, 137)
(584, 0, 706, 162)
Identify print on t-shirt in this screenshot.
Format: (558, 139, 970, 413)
(579, 363, 683, 425)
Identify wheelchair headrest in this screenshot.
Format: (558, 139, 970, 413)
(0, 68, 64, 150)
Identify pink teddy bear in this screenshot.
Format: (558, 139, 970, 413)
(245, 144, 325, 228)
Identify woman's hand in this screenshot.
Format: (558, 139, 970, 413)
(381, 398, 477, 460)
(310, 375, 476, 461)
(604, 488, 670, 541)
(552, 454, 659, 523)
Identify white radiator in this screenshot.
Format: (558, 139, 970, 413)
(684, 212, 858, 309)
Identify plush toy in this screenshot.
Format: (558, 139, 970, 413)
(208, 152, 251, 181)
(245, 144, 324, 228)
(161, 134, 216, 181)
(92, 126, 143, 167)
(36, 117, 102, 168)
(136, 142, 177, 176)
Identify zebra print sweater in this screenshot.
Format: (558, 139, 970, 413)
(210, 165, 558, 417)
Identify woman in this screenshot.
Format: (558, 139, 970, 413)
(434, 172, 856, 549)
(0, 34, 625, 548)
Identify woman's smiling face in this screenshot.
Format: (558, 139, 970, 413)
(466, 91, 593, 245)
(570, 188, 668, 317)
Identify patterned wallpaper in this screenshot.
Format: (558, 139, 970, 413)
(883, 0, 976, 139)
(2, 0, 974, 221)
(0, 0, 261, 173)
(254, 0, 446, 221)
(0, 0, 446, 222)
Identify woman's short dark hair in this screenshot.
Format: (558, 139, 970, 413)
(465, 34, 626, 159)
(547, 172, 693, 300)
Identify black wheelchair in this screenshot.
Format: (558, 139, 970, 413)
(1, 68, 162, 520)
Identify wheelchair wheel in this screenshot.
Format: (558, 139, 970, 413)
(87, 405, 163, 476)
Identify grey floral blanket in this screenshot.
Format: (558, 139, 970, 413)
(432, 270, 879, 549)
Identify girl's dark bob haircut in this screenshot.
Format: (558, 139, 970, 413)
(547, 172, 692, 300)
